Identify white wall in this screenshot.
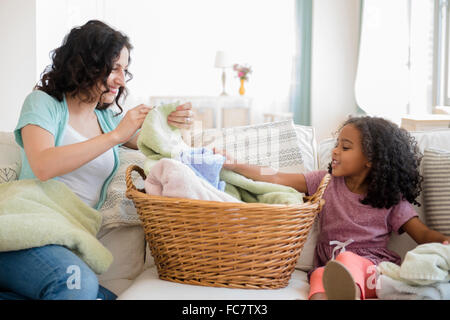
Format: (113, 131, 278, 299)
(0, 0, 37, 132)
(311, 0, 361, 142)
(0, 0, 361, 140)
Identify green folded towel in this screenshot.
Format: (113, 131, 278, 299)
(137, 103, 304, 205)
(0, 179, 113, 274)
(378, 243, 450, 286)
(137, 102, 190, 174)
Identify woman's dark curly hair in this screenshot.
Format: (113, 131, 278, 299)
(328, 116, 423, 209)
(35, 20, 133, 115)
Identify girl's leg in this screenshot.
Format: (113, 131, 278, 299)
(308, 267, 326, 300)
(0, 244, 116, 300)
(325, 251, 377, 300)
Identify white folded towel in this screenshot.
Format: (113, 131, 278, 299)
(144, 158, 240, 203)
(376, 275, 450, 300)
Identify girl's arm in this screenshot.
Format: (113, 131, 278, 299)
(402, 217, 450, 244)
(219, 149, 308, 193)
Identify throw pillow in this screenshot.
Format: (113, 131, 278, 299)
(0, 161, 20, 184)
(293, 124, 318, 172)
(422, 148, 450, 236)
(99, 147, 146, 230)
(189, 120, 306, 174)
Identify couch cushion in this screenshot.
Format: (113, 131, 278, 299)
(422, 148, 450, 236)
(97, 225, 146, 283)
(117, 266, 310, 300)
(0, 132, 21, 166)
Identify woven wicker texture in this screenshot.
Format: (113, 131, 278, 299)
(126, 165, 330, 289)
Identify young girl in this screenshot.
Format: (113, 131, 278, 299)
(0, 20, 193, 300)
(218, 116, 450, 300)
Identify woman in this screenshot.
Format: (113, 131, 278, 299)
(0, 20, 193, 300)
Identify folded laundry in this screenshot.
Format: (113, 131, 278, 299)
(378, 242, 450, 286)
(144, 158, 239, 202)
(179, 147, 226, 191)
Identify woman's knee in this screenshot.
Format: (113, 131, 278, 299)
(42, 263, 99, 300)
(34, 245, 100, 300)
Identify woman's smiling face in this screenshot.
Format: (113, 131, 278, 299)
(100, 46, 129, 104)
(331, 124, 371, 178)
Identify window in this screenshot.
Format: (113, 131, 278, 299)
(36, 0, 296, 122)
(355, 0, 436, 124)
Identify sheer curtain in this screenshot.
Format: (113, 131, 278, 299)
(289, 0, 312, 126)
(355, 0, 435, 124)
(36, 0, 296, 122)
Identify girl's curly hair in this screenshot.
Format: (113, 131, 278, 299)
(328, 116, 423, 209)
(35, 20, 133, 115)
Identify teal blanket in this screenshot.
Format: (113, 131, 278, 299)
(137, 103, 304, 205)
(0, 179, 113, 274)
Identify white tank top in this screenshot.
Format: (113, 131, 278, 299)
(56, 124, 115, 208)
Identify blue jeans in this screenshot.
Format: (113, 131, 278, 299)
(0, 244, 117, 300)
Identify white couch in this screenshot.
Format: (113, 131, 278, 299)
(1, 126, 449, 300)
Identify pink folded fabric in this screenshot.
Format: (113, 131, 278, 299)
(144, 158, 240, 202)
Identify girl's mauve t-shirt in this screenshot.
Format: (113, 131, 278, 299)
(304, 170, 418, 271)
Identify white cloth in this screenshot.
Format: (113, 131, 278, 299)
(376, 274, 450, 300)
(56, 124, 115, 207)
(144, 158, 240, 202)
(378, 243, 450, 286)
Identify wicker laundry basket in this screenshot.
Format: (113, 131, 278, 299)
(125, 165, 330, 289)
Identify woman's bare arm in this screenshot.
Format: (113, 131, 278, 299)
(22, 124, 120, 181)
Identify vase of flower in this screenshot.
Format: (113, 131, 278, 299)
(239, 78, 245, 95)
(233, 64, 252, 96)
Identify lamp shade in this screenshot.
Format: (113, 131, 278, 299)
(214, 51, 230, 68)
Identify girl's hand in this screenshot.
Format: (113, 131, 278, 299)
(167, 102, 194, 129)
(213, 147, 237, 170)
(113, 104, 153, 144)
(443, 239, 449, 245)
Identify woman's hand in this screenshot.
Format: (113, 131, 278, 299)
(167, 102, 194, 129)
(113, 104, 152, 144)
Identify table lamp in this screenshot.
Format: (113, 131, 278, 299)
(214, 51, 230, 96)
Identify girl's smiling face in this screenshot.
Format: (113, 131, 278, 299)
(331, 124, 372, 178)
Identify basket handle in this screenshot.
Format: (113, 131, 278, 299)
(125, 165, 147, 197)
(307, 173, 331, 205)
